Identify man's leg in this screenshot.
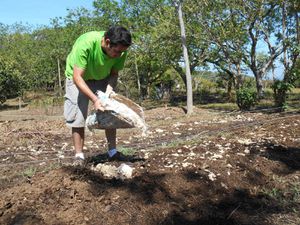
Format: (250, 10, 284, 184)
(72, 127, 85, 154)
(91, 79, 126, 160)
(90, 79, 117, 156)
(105, 128, 117, 157)
(64, 78, 89, 162)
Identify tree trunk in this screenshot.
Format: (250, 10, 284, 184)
(272, 63, 275, 81)
(227, 77, 233, 101)
(19, 97, 22, 110)
(177, 1, 193, 115)
(236, 63, 242, 90)
(57, 58, 62, 96)
(134, 54, 142, 103)
(255, 72, 264, 98)
(282, 1, 287, 70)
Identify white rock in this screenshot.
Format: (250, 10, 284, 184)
(155, 129, 164, 133)
(221, 182, 228, 189)
(117, 163, 133, 179)
(165, 164, 174, 168)
(238, 139, 254, 145)
(182, 162, 192, 168)
(237, 153, 246, 156)
(93, 164, 118, 177)
(173, 122, 184, 127)
(188, 152, 196, 157)
(144, 153, 149, 159)
(208, 172, 217, 181)
(212, 154, 223, 159)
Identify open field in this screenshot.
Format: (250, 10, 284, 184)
(0, 96, 299, 225)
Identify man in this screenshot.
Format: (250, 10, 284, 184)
(64, 26, 132, 165)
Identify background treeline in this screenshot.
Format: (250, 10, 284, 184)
(0, 0, 299, 110)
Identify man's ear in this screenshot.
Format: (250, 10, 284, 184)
(105, 38, 111, 48)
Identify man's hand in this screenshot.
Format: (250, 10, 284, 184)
(93, 98, 105, 112)
(73, 66, 106, 111)
(106, 69, 118, 97)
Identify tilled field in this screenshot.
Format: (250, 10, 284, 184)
(0, 106, 299, 225)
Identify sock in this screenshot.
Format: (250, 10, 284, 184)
(75, 152, 85, 160)
(108, 148, 117, 157)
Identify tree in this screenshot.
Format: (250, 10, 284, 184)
(0, 56, 23, 103)
(174, 0, 193, 114)
(272, 0, 300, 108)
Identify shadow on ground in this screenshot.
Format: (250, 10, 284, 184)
(263, 144, 300, 172)
(60, 165, 294, 225)
(0, 104, 27, 111)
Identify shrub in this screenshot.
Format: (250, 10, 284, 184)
(236, 88, 257, 110)
(272, 80, 294, 109)
(272, 67, 300, 109)
(0, 57, 23, 104)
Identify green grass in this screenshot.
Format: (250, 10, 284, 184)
(4, 87, 300, 113)
(261, 186, 300, 206)
(29, 96, 64, 108)
(260, 175, 300, 214)
(291, 87, 300, 94)
(118, 147, 137, 156)
(21, 166, 37, 178)
(200, 102, 238, 111)
(199, 88, 300, 112)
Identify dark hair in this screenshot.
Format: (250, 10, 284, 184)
(104, 26, 132, 47)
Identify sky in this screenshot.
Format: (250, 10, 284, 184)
(0, 0, 94, 26)
(0, 0, 284, 79)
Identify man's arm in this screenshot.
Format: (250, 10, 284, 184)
(73, 66, 105, 111)
(106, 69, 119, 95)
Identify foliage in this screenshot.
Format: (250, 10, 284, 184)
(149, 69, 178, 100)
(0, 0, 298, 106)
(22, 166, 37, 178)
(243, 76, 257, 89)
(0, 56, 23, 104)
(236, 88, 257, 110)
(272, 66, 300, 109)
(118, 147, 136, 156)
(196, 78, 218, 93)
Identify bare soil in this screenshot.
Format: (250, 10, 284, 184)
(0, 105, 299, 225)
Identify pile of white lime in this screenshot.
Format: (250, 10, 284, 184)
(91, 163, 133, 180)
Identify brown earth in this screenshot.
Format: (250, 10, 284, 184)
(0, 105, 299, 225)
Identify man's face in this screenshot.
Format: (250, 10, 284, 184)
(104, 39, 129, 58)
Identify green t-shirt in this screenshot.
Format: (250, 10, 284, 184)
(65, 31, 127, 80)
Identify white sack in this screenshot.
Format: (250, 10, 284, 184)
(86, 91, 147, 133)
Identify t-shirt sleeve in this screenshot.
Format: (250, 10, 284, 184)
(112, 51, 128, 71)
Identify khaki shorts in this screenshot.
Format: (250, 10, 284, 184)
(64, 78, 108, 128)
